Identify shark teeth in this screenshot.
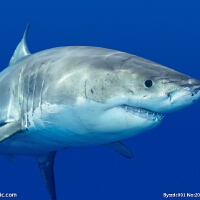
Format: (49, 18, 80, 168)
(119, 104, 165, 121)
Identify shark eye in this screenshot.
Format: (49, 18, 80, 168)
(145, 80, 153, 88)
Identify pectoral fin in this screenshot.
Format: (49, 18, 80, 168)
(104, 141, 133, 159)
(0, 121, 21, 143)
(3, 153, 18, 166)
(35, 151, 57, 200)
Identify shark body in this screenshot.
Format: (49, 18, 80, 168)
(1, 24, 200, 200)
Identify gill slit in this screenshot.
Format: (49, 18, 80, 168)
(39, 62, 53, 116)
(26, 72, 30, 127)
(23, 65, 29, 128)
(32, 64, 42, 116)
(18, 68, 23, 115)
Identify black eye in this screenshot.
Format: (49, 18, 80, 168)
(145, 80, 153, 88)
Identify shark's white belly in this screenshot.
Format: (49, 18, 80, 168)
(0, 101, 160, 155)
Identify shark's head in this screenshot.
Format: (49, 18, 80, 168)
(115, 56, 200, 114)
(41, 48, 200, 145)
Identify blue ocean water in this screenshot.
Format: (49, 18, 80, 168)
(0, 0, 200, 199)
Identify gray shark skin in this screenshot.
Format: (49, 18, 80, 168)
(0, 24, 200, 200)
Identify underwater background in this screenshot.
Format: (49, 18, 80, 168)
(0, 0, 200, 199)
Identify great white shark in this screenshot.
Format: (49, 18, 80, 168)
(0, 24, 200, 200)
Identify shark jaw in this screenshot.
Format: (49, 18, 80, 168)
(119, 104, 165, 121)
(116, 84, 200, 122)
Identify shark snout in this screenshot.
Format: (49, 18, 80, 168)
(190, 85, 200, 95)
(188, 78, 200, 85)
(160, 77, 200, 113)
(185, 78, 200, 96)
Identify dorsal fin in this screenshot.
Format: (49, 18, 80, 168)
(35, 151, 57, 200)
(9, 23, 31, 66)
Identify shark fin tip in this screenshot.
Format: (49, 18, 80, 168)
(104, 141, 133, 159)
(8, 24, 31, 66)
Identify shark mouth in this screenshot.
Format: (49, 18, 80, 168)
(119, 104, 165, 121)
